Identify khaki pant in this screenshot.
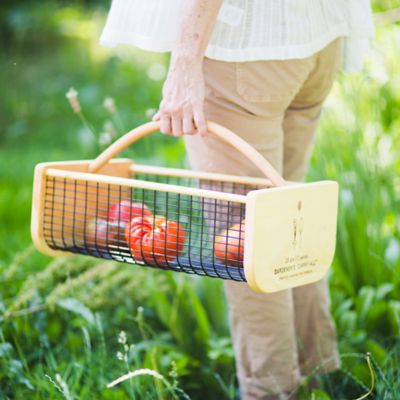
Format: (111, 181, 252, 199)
(184, 38, 342, 399)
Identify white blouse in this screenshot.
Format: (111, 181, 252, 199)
(100, 0, 374, 72)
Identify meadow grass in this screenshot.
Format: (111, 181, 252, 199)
(1, 2, 400, 399)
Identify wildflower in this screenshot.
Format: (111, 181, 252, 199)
(55, 374, 73, 400)
(147, 63, 166, 81)
(103, 97, 116, 114)
(66, 87, 81, 113)
(145, 108, 157, 120)
(118, 330, 127, 345)
(104, 121, 117, 139)
(99, 132, 112, 147)
(116, 351, 124, 361)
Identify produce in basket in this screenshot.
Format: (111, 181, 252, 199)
(108, 200, 152, 223)
(85, 218, 127, 249)
(214, 222, 245, 267)
(125, 215, 185, 266)
(31, 121, 339, 293)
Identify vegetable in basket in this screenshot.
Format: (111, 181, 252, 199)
(108, 200, 152, 223)
(85, 218, 127, 249)
(214, 221, 245, 267)
(125, 215, 185, 266)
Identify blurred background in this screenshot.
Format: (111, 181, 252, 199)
(1, 1, 400, 399)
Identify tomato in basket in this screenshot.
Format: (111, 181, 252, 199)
(125, 215, 185, 266)
(108, 200, 152, 223)
(85, 218, 127, 249)
(214, 222, 245, 267)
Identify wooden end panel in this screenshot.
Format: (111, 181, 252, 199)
(244, 181, 339, 293)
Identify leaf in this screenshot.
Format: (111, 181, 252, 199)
(388, 300, 400, 336)
(7, 359, 34, 390)
(311, 388, 332, 400)
(337, 298, 354, 312)
(0, 342, 13, 357)
(384, 237, 400, 264)
(18, 376, 34, 391)
(375, 283, 394, 301)
(365, 339, 388, 367)
(207, 337, 233, 362)
(332, 263, 356, 297)
(356, 286, 376, 323)
(57, 298, 95, 325)
(186, 287, 210, 343)
(351, 329, 368, 345)
(339, 310, 357, 334)
(364, 301, 389, 334)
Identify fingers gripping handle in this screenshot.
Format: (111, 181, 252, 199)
(87, 121, 286, 187)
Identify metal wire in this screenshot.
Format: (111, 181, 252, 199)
(42, 172, 261, 281)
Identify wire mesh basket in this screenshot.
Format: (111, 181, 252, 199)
(31, 121, 339, 293)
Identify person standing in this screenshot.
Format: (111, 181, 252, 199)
(100, 1, 374, 398)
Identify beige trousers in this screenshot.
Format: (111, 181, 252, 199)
(184, 39, 342, 399)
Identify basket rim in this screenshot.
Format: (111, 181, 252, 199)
(131, 163, 274, 187)
(45, 168, 249, 203)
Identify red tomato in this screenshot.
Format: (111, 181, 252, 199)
(108, 200, 151, 223)
(125, 215, 185, 266)
(214, 222, 245, 267)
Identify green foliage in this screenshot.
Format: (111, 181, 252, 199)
(372, 0, 400, 12)
(1, 1, 400, 399)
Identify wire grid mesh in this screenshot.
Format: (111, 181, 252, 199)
(42, 171, 263, 281)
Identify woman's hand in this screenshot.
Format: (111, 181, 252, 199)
(153, 57, 207, 137)
(152, 0, 223, 138)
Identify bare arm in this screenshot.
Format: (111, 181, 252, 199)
(153, 0, 223, 137)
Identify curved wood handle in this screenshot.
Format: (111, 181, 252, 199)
(88, 121, 286, 187)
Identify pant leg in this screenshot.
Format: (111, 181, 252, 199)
(282, 39, 343, 376)
(184, 56, 318, 399)
(185, 55, 312, 400)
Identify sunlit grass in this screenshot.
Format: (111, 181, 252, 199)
(1, 1, 400, 399)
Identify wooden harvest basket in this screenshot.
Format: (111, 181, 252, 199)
(31, 121, 339, 293)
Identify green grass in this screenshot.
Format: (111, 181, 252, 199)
(1, 1, 400, 399)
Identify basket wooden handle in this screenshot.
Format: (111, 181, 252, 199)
(88, 121, 286, 187)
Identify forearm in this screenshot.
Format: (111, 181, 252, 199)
(170, 0, 223, 68)
(155, 0, 222, 137)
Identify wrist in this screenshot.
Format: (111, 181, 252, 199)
(170, 50, 203, 70)
(168, 53, 204, 79)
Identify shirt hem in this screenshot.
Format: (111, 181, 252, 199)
(205, 24, 350, 61)
(100, 30, 175, 53)
(100, 23, 351, 61)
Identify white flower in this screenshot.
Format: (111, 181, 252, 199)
(66, 87, 78, 100)
(145, 108, 157, 120)
(147, 63, 166, 81)
(66, 87, 81, 113)
(103, 97, 116, 114)
(118, 330, 127, 345)
(104, 121, 117, 138)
